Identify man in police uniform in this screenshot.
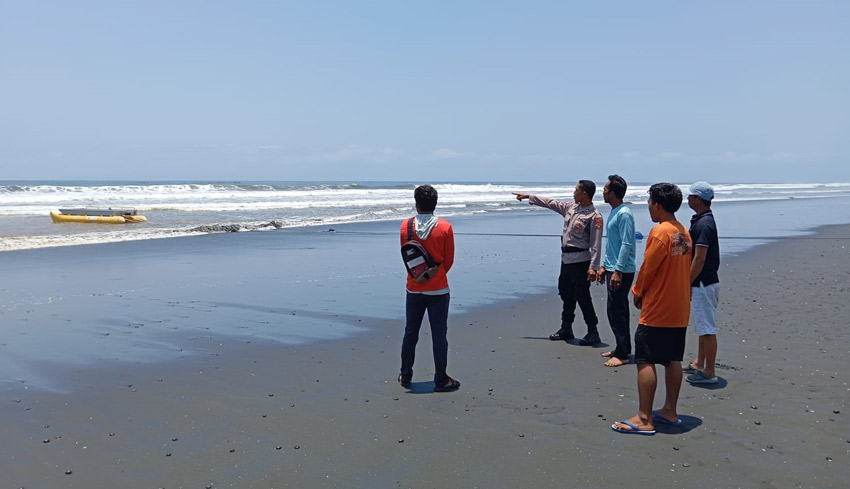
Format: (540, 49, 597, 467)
(513, 180, 604, 345)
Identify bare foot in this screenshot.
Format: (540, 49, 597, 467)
(604, 356, 628, 367)
(612, 415, 654, 433)
(652, 408, 679, 425)
(601, 351, 614, 358)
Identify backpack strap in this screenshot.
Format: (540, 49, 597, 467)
(405, 217, 440, 269)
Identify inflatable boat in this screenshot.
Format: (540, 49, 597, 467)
(51, 208, 147, 224)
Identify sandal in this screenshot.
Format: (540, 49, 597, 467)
(398, 373, 411, 388)
(433, 377, 460, 392)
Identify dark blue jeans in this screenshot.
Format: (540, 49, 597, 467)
(557, 261, 598, 335)
(400, 292, 450, 385)
(606, 270, 635, 359)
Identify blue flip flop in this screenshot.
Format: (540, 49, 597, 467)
(686, 370, 718, 385)
(611, 420, 656, 435)
(652, 410, 683, 426)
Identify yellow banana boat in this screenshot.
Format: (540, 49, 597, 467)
(51, 209, 147, 224)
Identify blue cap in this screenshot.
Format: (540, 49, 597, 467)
(689, 181, 714, 201)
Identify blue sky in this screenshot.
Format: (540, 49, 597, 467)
(2, 1, 848, 182)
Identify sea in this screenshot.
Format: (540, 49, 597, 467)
(3, 180, 850, 252)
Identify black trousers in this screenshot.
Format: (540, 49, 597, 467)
(400, 292, 450, 384)
(557, 260, 598, 335)
(605, 270, 635, 359)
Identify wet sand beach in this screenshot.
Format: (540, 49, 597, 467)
(2, 223, 849, 488)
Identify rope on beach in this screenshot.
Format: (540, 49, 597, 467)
(317, 230, 850, 240)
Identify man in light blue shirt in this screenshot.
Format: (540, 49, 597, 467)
(596, 175, 637, 367)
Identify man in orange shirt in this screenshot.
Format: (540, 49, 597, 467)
(612, 183, 692, 435)
(398, 185, 460, 393)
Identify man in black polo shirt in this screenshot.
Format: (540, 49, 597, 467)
(684, 182, 720, 385)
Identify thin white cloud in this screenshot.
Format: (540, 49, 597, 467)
(616, 150, 831, 166)
(307, 145, 405, 163)
(618, 151, 685, 164)
(716, 151, 828, 164)
(519, 153, 577, 164)
(648, 152, 686, 163)
(303, 146, 582, 167)
(427, 148, 474, 160)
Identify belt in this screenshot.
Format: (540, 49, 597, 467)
(561, 246, 589, 253)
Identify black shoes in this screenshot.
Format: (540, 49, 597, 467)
(578, 334, 601, 346)
(434, 377, 461, 392)
(550, 327, 601, 345)
(549, 330, 575, 341)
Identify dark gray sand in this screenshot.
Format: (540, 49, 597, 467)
(2, 225, 849, 488)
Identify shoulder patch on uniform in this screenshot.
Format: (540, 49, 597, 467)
(595, 218, 603, 229)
